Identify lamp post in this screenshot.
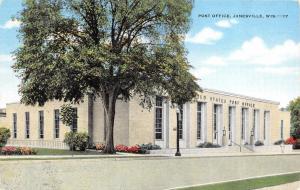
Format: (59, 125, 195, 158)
(175, 107, 182, 156)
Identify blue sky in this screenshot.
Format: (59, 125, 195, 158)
(0, 0, 299, 108)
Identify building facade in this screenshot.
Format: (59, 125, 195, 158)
(0, 89, 291, 149)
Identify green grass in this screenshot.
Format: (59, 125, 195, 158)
(181, 172, 300, 190)
(33, 148, 101, 155)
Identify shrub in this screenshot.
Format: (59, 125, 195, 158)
(64, 131, 89, 151)
(139, 143, 161, 150)
(114, 144, 149, 154)
(285, 137, 296, 145)
(0, 146, 36, 155)
(115, 144, 128, 152)
(64, 131, 77, 151)
(274, 140, 285, 145)
(95, 143, 105, 151)
(255, 140, 264, 146)
(197, 142, 221, 148)
(1, 146, 17, 155)
(75, 132, 89, 151)
(0, 128, 11, 147)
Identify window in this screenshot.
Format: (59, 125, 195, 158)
(13, 113, 17, 138)
(39, 111, 44, 139)
(71, 108, 78, 133)
(54, 109, 60, 138)
(178, 106, 183, 140)
(241, 108, 248, 140)
(280, 120, 284, 139)
(25, 112, 30, 139)
(228, 107, 234, 140)
(155, 96, 163, 140)
(197, 102, 203, 139)
(213, 105, 217, 140)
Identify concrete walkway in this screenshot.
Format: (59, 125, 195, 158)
(255, 181, 300, 190)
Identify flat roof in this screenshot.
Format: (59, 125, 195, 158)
(4, 89, 281, 106)
(203, 88, 280, 105)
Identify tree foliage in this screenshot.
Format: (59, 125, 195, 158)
(13, 0, 200, 153)
(60, 104, 78, 126)
(288, 97, 300, 138)
(0, 128, 11, 147)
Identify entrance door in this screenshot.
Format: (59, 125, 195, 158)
(213, 104, 222, 145)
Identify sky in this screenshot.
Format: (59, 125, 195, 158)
(0, 0, 299, 108)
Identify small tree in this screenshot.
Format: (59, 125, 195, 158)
(60, 104, 78, 126)
(288, 97, 300, 138)
(0, 128, 11, 147)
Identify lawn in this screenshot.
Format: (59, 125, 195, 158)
(33, 148, 101, 155)
(181, 172, 300, 190)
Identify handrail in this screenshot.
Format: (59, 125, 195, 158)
(230, 140, 254, 152)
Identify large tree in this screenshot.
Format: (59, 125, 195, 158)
(13, 0, 200, 153)
(288, 97, 300, 138)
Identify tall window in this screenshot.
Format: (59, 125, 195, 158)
(241, 108, 247, 140)
(178, 106, 183, 140)
(71, 108, 78, 133)
(228, 107, 234, 140)
(252, 110, 257, 136)
(280, 120, 284, 139)
(39, 111, 44, 139)
(155, 96, 163, 140)
(13, 113, 17, 138)
(197, 102, 203, 139)
(213, 105, 218, 140)
(25, 112, 30, 139)
(54, 109, 60, 138)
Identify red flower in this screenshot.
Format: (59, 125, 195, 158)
(285, 137, 296, 145)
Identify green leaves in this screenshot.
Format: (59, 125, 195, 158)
(14, 0, 199, 107)
(60, 104, 77, 126)
(288, 97, 300, 138)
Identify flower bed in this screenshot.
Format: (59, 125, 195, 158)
(285, 137, 296, 145)
(115, 144, 149, 154)
(0, 146, 37, 155)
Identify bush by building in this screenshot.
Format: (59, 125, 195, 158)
(274, 140, 285, 145)
(255, 140, 264, 146)
(64, 131, 89, 151)
(285, 137, 296, 145)
(197, 142, 221, 148)
(0, 146, 37, 155)
(0, 128, 10, 147)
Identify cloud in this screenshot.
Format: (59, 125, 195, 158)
(256, 67, 300, 75)
(203, 56, 226, 66)
(228, 37, 300, 65)
(203, 37, 300, 66)
(215, 19, 239, 28)
(191, 67, 216, 79)
(0, 19, 21, 29)
(185, 27, 223, 45)
(0, 54, 13, 63)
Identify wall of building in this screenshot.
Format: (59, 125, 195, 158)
(134, 89, 290, 149)
(91, 97, 130, 146)
(5, 98, 89, 142)
(279, 110, 291, 140)
(2, 89, 291, 149)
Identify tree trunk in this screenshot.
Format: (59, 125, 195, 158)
(102, 91, 117, 154)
